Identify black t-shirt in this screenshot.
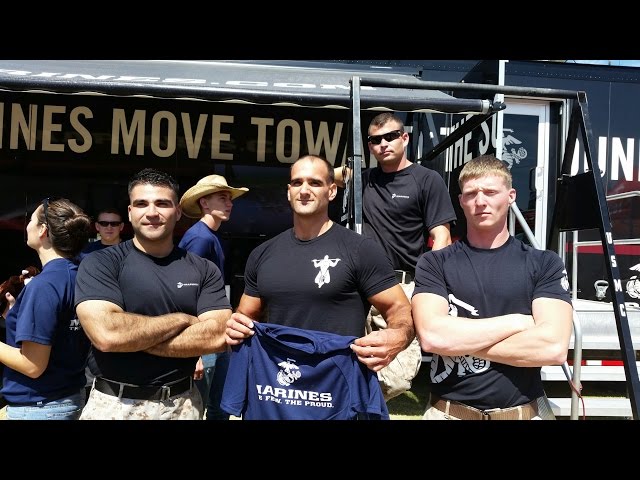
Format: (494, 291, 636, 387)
(243, 223, 397, 337)
(75, 240, 230, 385)
(413, 236, 572, 409)
(362, 163, 456, 272)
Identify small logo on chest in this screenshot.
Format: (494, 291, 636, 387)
(312, 255, 341, 288)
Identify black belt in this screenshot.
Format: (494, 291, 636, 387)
(395, 270, 414, 284)
(94, 376, 192, 401)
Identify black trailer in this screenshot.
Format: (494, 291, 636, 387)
(0, 59, 636, 418)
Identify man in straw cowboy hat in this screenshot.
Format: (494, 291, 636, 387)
(179, 174, 248, 420)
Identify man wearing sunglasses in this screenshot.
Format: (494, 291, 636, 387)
(78, 208, 125, 396)
(335, 112, 457, 401)
(78, 208, 125, 261)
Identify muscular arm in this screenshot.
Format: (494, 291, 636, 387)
(429, 224, 452, 251)
(412, 292, 534, 356)
(0, 341, 51, 378)
(352, 284, 414, 371)
(145, 308, 232, 358)
(76, 300, 196, 353)
(473, 297, 573, 367)
(225, 294, 264, 346)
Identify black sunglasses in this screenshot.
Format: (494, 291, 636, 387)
(367, 129, 403, 145)
(97, 221, 123, 227)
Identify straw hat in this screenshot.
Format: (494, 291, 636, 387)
(180, 175, 249, 218)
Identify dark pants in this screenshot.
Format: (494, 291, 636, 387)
(195, 351, 230, 421)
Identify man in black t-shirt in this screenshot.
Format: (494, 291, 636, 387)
(75, 168, 232, 420)
(335, 112, 457, 400)
(226, 155, 414, 378)
(412, 155, 573, 420)
(336, 113, 457, 273)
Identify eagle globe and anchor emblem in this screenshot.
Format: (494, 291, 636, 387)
(502, 129, 528, 169)
(625, 264, 640, 299)
(276, 359, 301, 386)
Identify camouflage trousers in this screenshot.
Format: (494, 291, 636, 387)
(80, 379, 203, 420)
(367, 280, 423, 401)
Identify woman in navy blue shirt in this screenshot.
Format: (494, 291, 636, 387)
(0, 198, 91, 420)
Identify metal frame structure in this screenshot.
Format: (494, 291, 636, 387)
(347, 75, 640, 420)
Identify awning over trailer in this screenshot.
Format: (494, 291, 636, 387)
(0, 59, 492, 114)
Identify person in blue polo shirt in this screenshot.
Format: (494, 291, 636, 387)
(0, 198, 92, 420)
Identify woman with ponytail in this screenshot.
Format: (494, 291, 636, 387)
(0, 198, 92, 420)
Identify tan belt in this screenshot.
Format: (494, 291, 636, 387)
(429, 393, 539, 420)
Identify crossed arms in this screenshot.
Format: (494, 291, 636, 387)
(412, 293, 573, 367)
(76, 300, 231, 358)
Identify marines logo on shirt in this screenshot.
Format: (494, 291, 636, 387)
(431, 294, 489, 383)
(276, 359, 301, 386)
